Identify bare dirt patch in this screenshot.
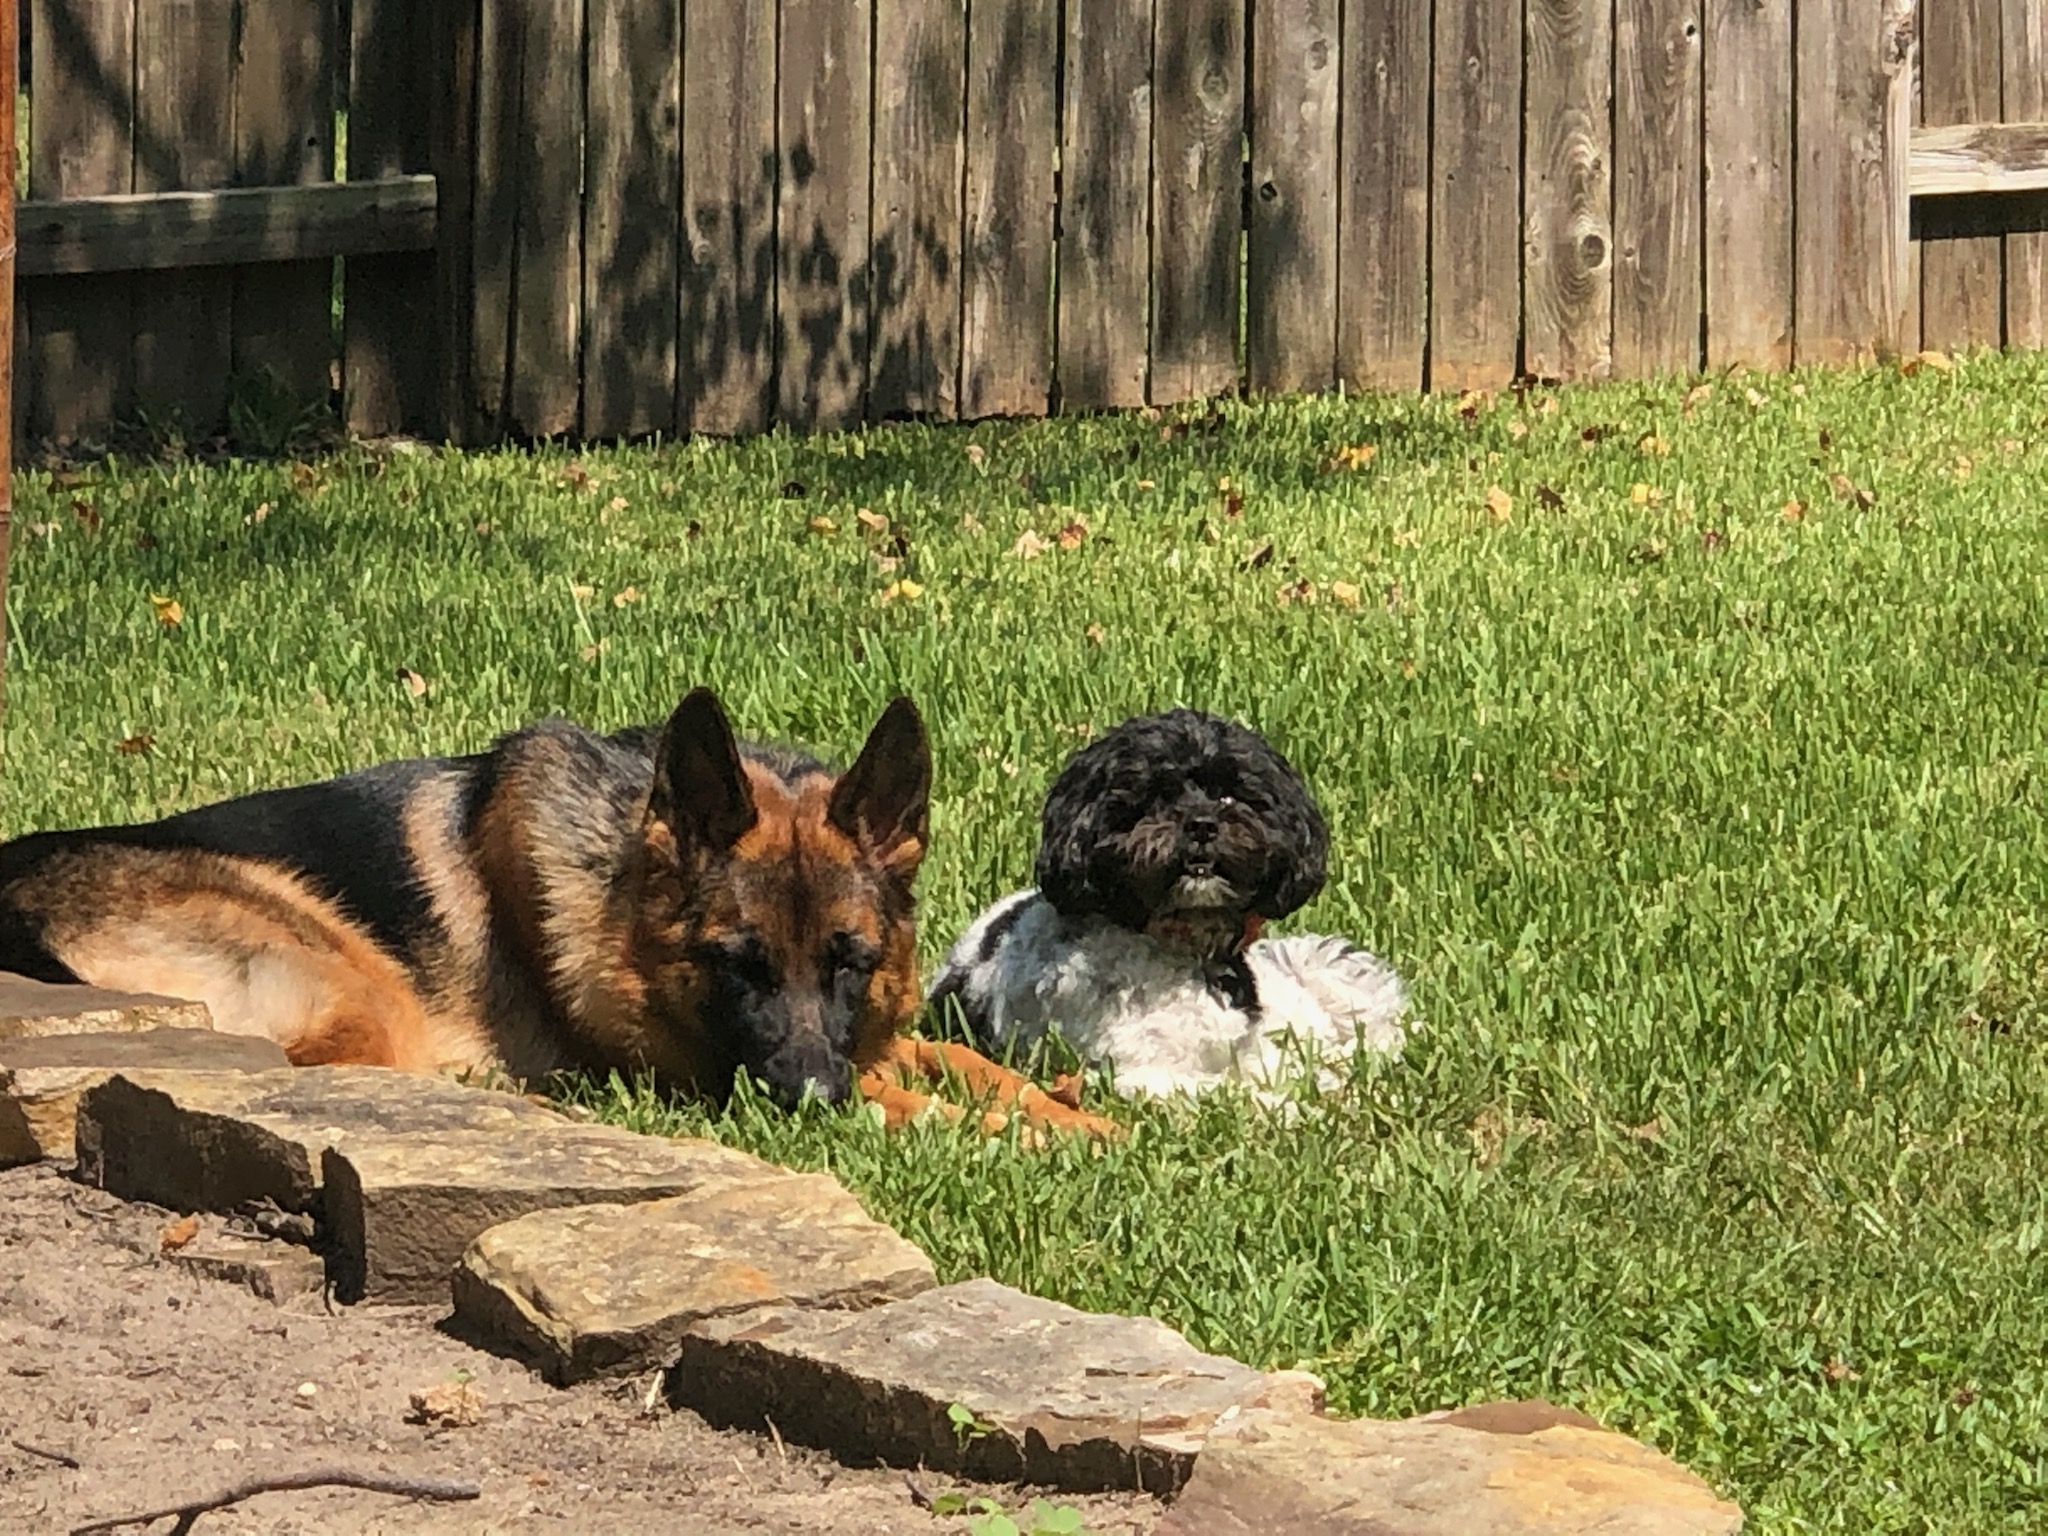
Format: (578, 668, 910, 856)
(0, 1163, 1162, 1533)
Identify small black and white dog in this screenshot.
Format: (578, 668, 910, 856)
(928, 709, 1409, 1103)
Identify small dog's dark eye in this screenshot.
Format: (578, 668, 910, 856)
(828, 935, 881, 976)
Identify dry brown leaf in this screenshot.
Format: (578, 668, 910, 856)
(1506, 419, 1529, 440)
(115, 732, 156, 758)
(1484, 485, 1513, 523)
(606, 495, 628, 513)
(1828, 472, 1877, 509)
(1536, 484, 1566, 512)
(570, 582, 597, 602)
(876, 579, 925, 605)
(1822, 1359, 1860, 1384)
(1329, 443, 1379, 471)
(73, 498, 102, 533)
(1240, 539, 1275, 571)
(964, 443, 986, 467)
(1782, 499, 1807, 522)
(808, 515, 839, 536)
(1011, 529, 1051, 560)
(396, 667, 429, 698)
(159, 1214, 200, 1253)
(149, 594, 184, 628)
(856, 507, 890, 533)
(1681, 383, 1714, 416)
(1221, 490, 1246, 519)
(1276, 580, 1317, 607)
(1085, 623, 1107, 646)
(611, 586, 643, 607)
(1057, 520, 1088, 551)
(1626, 1116, 1666, 1143)
(1329, 581, 1361, 609)
(579, 640, 611, 663)
(1744, 386, 1768, 409)
(1902, 349, 1954, 376)
(1638, 433, 1671, 457)
(1629, 483, 1662, 507)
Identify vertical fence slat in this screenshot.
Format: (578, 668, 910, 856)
(1921, 0, 2005, 349)
(25, 0, 134, 443)
(1058, 0, 1152, 409)
(471, 0, 584, 439)
(583, 0, 681, 437)
(678, 0, 778, 437)
(777, 0, 873, 431)
(1337, 0, 1431, 390)
(1795, 0, 1915, 365)
(1431, 0, 1522, 390)
(1703, 0, 1791, 368)
(1523, 0, 1613, 381)
(1614, 0, 1702, 376)
(232, 0, 337, 418)
(1247, 0, 1339, 395)
(2006, 0, 2048, 346)
(1150, 0, 1243, 404)
(870, 0, 965, 421)
(132, 0, 236, 438)
(349, 0, 439, 435)
(960, 0, 1056, 419)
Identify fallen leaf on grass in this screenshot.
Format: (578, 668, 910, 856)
(1536, 484, 1567, 512)
(1457, 389, 1490, 420)
(1626, 1117, 1666, 1143)
(1057, 520, 1088, 551)
(1221, 490, 1246, 519)
(115, 732, 156, 757)
(73, 498, 102, 533)
(159, 1215, 199, 1253)
(1781, 499, 1807, 522)
(611, 586, 643, 607)
(1828, 472, 1877, 509)
(1484, 486, 1513, 523)
(1701, 529, 1728, 554)
(1629, 483, 1662, 507)
(1901, 349, 1954, 376)
(396, 667, 430, 698)
(406, 1380, 486, 1429)
(1506, 419, 1529, 440)
(149, 594, 184, 628)
(807, 515, 838, 536)
(1276, 580, 1317, 607)
(1239, 539, 1275, 571)
(579, 640, 611, 663)
(856, 508, 890, 534)
(1822, 1359, 1860, 1384)
(964, 443, 986, 467)
(1638, 432, 1671, 457)
(569, 582, 597, 602)
(1085, 623, 1107, 646)
(1681, 383, 1714, 416)
(876, 579, 925, 605)
(1329, 581, 1361, 609)
(1328, 443, 1379, 471)
(1011, 529, 1051, 560)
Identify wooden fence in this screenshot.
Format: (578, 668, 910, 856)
(13, 0, 2048, 448)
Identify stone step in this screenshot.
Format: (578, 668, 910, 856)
(0, 971, 211, 1040)
(452, 1174, 937, 1385)
(1155, 1401, 1746, 1535)
(668, 1276, 1320, 1496)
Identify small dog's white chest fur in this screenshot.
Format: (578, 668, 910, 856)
(930, 890, 1411, 1103)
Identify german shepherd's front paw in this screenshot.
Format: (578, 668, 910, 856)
(857, 1036, 1124, 1143)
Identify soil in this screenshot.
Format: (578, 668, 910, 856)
(0, 1162, 1163, 1534)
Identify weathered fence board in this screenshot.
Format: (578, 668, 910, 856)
(2006, 0, 2048, 343)
(1921, 0, 2005, 348)
(1523, 0, 1613, 382)
(778, 0, 873, 431)
(1703, 0, 1792, 368)
(1058, 0, 1152, 410)
(232, 0, 336, 415)
(1614, 0, 1702, 376)
(349, 0, 440, 436)
(959, 0, 1057, 418)
(1795, 0, 1915, 365)
(1432, 0, 1522, 391)
(870, 0, 966, 422)
(1247, 0, 1339, 395)
(582, 0, 680, 438)
(131, 0, 237, 436)
(26, 0, 133, 442)
(1336, 0, 1430, 390)
(1150, 0, 1244, 404)
(678, 0, 778, 437)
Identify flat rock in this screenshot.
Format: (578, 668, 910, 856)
(165, 1228, 328, 1303)
(1155, 1402, 1746, 1535)
(73, 1066, 568, 1216)
(0, 1029, 289, 1166)
(0, 971, 211, 1039)
(323, 1126, 787, 1304)
(669, 1277, 1311, 1494)
(452, 1174, 938, 1384)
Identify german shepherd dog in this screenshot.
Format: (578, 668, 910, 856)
(0, 689, 1112, 1137)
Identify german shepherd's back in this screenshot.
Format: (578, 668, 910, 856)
(0, 689, 934, 1107)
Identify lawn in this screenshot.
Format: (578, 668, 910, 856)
(8, 352, 2048, 1532)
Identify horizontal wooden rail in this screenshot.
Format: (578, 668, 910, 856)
(17, 174, 438, 277)
(1910, 123, 2048, 197)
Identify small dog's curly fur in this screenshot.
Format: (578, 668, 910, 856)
(929, 709, 1410, 1102)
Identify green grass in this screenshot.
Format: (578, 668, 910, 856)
(10, 352, 2048, 1531)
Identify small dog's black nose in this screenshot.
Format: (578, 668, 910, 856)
(1186, 814, 1219, 844)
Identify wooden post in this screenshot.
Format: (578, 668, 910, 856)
(0, 0, 17, 721)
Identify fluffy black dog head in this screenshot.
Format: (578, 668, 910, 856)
(1033, 709, 1328, 954)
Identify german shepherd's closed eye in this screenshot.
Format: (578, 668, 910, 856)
(0, 689, 1115, 1136)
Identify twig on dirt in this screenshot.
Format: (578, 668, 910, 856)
(764, 1416, 788, 1464)
(67, 1467, 481, 1534)
(903, 1472, 935, 1510)
(11, 1438, 80, 1469)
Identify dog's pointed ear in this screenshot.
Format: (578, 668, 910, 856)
(649, 688, 758, 856)
(827, 696, 931, 876)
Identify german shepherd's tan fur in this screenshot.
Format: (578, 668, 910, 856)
(0, 688, 1112, 1134)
